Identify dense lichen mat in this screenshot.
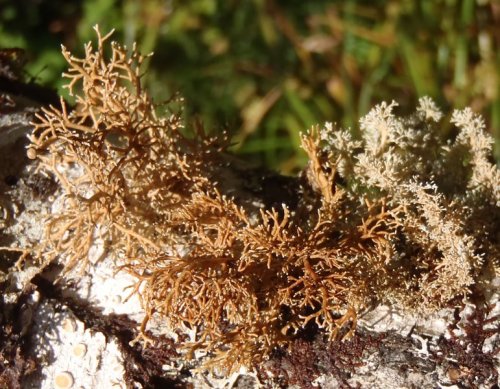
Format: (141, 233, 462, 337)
(22, 28, 500, 374)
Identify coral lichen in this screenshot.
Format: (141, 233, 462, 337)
(26, 27, 499, 373)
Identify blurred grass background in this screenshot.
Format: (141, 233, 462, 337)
(1, 0, 498, 172)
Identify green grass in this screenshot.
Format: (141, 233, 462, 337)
(1, 0, 498, 170)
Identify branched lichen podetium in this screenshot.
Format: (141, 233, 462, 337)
(27, 27, 499, 374)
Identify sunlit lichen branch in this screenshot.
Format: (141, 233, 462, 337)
(27, 27, 500, 374)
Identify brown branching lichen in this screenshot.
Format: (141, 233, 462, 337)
(261, 332, 383, 389)
(431, 304, 500, 388)
(26, 28, 500, 374)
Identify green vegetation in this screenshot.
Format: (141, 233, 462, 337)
(1, 0, 498, 170)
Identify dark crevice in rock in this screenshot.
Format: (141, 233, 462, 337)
(0, 282, 38, 389)
(31, 274, 187, 389)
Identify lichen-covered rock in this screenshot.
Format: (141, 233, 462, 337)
(1, 27, 498, 388)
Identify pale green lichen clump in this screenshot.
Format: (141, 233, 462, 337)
(26, 28, 499, 373)
(320, 97, 499, 310)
